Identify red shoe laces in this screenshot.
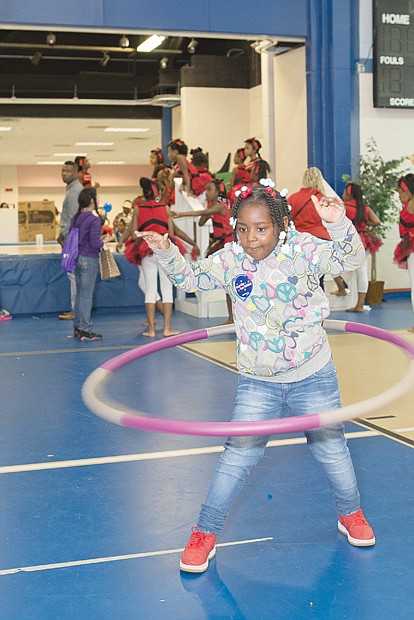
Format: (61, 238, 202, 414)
(187, 529, 207, 549)
(348, 511, 368, 526)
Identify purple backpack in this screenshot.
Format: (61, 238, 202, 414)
(61, 227, 79, 273)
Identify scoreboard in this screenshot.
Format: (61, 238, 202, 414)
(373, 0, 414, 108)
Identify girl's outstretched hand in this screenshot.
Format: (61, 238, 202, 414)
(135, 231, 170, 250)
(311, 195, 345, 223)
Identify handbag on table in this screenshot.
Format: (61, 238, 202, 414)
(99, 247, 121, 280)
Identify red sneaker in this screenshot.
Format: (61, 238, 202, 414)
(180, 527, 217, 573)
(338, 509, 375, 546)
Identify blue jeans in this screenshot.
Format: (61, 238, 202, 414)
(74, 256, 99, 332)
(197, 361, 360, 535)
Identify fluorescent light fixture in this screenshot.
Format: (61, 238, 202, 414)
(76, 142, 114, 146)
(53, 153, 86, 157)
(96, 161, 125, 165)
(104, 127, 149, 133)
(136, 35, 165, 52)
(0, 127, 12, 132)
(37, 161, 65, 165)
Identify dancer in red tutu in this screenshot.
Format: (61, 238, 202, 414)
(343, 182, 381, 312)
(393, 174, 414, 332)
(125, 177, 188, 337)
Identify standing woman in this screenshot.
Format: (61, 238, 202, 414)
(289, 167, 347, 295)
(393, 174, 414, 332)
(73, 187, 109, 341)
(343, 182, 382, 312)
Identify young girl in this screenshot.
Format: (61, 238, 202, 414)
(228, 155, 271, 208)
(230, 148, 249, 188)
(149, 148, 165, 180)
(167, 139, 207, 198)
(126, 177, 197, 337)
(244, 137, 262, 176)
(393, 173, 414, 332)
(190, 148, 214, 192)
(343, 182, 382, 312)
(137, 182, 375, 573)
(172, 178, 234, 322)
(72, 187, 109, 341)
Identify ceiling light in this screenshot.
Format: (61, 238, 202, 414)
(0, 127, 12, 132)
(119, 35, 130, 48)
(136, 35, 165, 52)
(187, 38, 198, 54)
(160, 56, 169, 69)
(104, 127, 149, 133)
(36, 161, 65, 165)
(100, 52, 110, 67)
(96, 161, 125, 165)
(53, 153, 86, 157)
(76, 142, 114, 146)
(30, 52, 42, 66)
(46, 32, 56, 46)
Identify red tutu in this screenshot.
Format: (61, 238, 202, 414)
(124, 235, 187, 265)
(393, 233, 414, 269)
(359, 229, 383, 254)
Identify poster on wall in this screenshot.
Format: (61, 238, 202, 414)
(373, 0, 414, 108)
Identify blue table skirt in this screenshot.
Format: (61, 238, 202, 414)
(0, 253, 144, 315)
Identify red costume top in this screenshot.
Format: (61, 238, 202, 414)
(344, 200, 382, 253)
(173, 160, 210, 196)
(233, 165, 250, 186)
(211, 201, 233, 242)
(125, 201, 186, 264)
(394, 203, 414, 267)
(205, 200, 233, 257)
(81, 172, 92, 188)
(228, 180, 255, 208)
(195, 166, 214, 193)
(245, 157, 260, 174)
(288, 188, 330, 240)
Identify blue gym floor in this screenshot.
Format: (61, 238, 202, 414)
(0, 299, 413, 619)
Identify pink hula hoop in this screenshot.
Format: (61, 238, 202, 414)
(82, 320, 414, 436)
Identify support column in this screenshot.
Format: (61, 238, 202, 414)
(306, 0, 358, 191)
(162, 107, 173, 163)
(260, 51, 276, 177)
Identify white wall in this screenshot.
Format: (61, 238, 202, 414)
(180, 86, 251, 172)
(359, 0, 414, 290)
(274, 46, 308, 194)
(172, 105, 182, 140)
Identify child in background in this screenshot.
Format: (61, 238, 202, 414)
(343, 181, 381, 312)
(149, 148, 165, 180)
(172, 178, 234, 322)
(127, 177, 197, 337)
(167, 139, 207, 198)
(393, 173, 414, 332)
(244, 137, 263, 177)
(230, 148, 249, 188)
(190, 148, 215, 193)
(137, 181, 375, 574)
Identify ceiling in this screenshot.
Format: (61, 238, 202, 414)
(0, 27, 301, 166)
(0, 117, 162, 166)
(0, 27, 256, 101)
